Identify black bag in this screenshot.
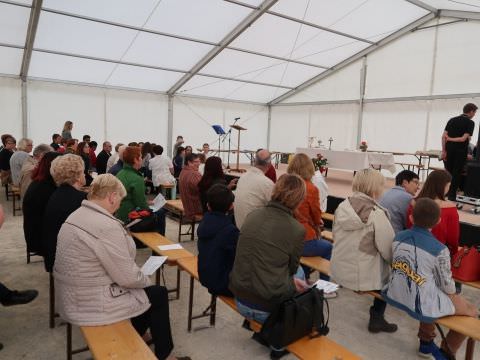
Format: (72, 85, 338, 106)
(260, 287, 329, 349)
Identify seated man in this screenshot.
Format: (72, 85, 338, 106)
(234, 149, 274, 229)
(383, 198, 478, 359)
(179, 153, 202, 219)
(149, 145, 175, 188)
(197, 184, 239, 296)
(379, 170, 419, 234)
(108, 145, 126, 176)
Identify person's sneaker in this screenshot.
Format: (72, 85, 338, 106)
(418, 341, 447, 360)
(368, 307, 398, 333)
(1, 289, 38, 306)
(270, 349, 289, 359)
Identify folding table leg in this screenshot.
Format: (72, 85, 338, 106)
(176, 267, 181, 300)
(187, 276, 194, 332)
(209, 295, 217, 326)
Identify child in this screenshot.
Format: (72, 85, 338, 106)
(197, 184, 239, 296)
(383, 198, 477, 360)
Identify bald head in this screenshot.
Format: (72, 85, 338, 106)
(255, 149, 271, 172)
(118, 145, 127, 160)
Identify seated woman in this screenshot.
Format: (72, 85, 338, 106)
(42, 154, 87, 273)
(54, 174, 178, 360)
(76, 141, 93, 186)
(197, 156, 237, 212)
(116, 146, 166, 235)
(287, 153, 333, 283)
(331, 169, 397, 333)
(230, 174, 308, 326)
(406, 170, 459, 259)
(22, 152, 61, 256)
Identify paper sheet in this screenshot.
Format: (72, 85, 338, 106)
(149, 193, 166, 212)
(141, 256, 168, 276)
(312, 279, 339, 294)
(158, 244, 183, 251)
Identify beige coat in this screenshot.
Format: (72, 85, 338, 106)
(54, 200, 151, 326)
(331, 192, 394, 292)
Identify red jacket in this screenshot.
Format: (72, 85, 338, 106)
(89, 148, 97, 168)
(295, 179, 322, 241)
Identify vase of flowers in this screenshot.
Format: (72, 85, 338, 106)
(312, 154, 328, 175)
(359, 141, 368, 152)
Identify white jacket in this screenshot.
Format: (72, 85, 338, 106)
(331, 192, 394, 291)
(54, 200, 151, 326)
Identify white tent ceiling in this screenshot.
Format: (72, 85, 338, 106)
(1, 0, 480, 104)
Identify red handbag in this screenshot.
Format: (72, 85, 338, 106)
(451, 246, 480, 282)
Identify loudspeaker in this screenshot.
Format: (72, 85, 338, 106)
(464, 162, 480, 198)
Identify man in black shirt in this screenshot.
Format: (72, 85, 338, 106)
(442, 103, 477, 200)
(96, 141, 112, 174)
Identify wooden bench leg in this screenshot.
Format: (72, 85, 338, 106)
(209, 295, 217, 326)
(187, 275, 194, 332)
(190, 221, 195, 242)
(67, 323, 73, 360)
(49, 272, 55, 329)
(27, 249, 30, 264)
(176, 267, 181, 300)
(178, 214, 183, 242)
(466, 337, 475, 360)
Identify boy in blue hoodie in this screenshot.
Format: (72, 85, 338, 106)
(383, 198, 477, 360)
(197, 184, 239, 296)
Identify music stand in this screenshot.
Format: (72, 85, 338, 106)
(230, 124, 247, 173)
(212, 125, 226, 155)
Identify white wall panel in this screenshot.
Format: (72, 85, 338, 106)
(362, 101, 429, 153)
(309, 104, 359, 151)
(173, 97, 268, 162)
(270, 106, 309, 152)
(0, 77, 22, 138)
(105, 89, 168, 147)
(28, 80, 105, 145)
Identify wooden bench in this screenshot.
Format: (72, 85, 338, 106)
(66, 320, 156, 360)
(321, 230, 333, 242)
(131, 231, 194, 299)
(176, 256, 361, 360)
(164, 199, 203, 242)
(321, 212, 334, 223)
(300, 256, 331, 277)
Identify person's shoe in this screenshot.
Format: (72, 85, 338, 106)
(270, 349, 289, 359)
(1, 289, 38, 306)
(368, 307, 398, 333)
(251, 332, 269, 347)
(418, 341, 447, 359)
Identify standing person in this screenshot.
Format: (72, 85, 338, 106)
(61, 121, 73, 141)
(331, 169, 397, 333)
(379, 170, 420, 234)
(0, 135, 16, 185)
(50, 134, 61, 151)
(406, 170, 459, 260)
(442, 103, 477, 200)
(173, 146, 185, 179)
(201, 143, 210, 158)
(173, 136, 184, 157)
(287, 154, 333, 283)
(10, 138, 33, 186)
(96, 141, 112, 174)
(234, 149, 274, 229)
(383, 198, 478, 359)
(178, 153, 203, 220)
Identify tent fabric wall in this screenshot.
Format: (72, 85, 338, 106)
(0, 77, 22, 138)
(270, 106, 310, 152)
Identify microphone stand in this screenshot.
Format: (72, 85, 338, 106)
(227, 117, 240, 169)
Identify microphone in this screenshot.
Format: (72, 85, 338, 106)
(234, 117, 240, 120)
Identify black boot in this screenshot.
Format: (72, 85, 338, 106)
(368, 307, 398, 333)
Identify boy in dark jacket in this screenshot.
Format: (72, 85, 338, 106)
(197, 184, 239, 296)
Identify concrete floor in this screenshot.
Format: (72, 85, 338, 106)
(0, 191, 479, 360)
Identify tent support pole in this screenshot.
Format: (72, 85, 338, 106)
(356, 57, 367, 149)
(168, 95, 174, 158)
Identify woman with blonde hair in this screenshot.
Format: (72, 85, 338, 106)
(287, 153, 333, 283)
(61, 121, 73, 141)
(331, 169, 397, 333)
(42, 154, 87, 273)
(55, 174, 182, 360)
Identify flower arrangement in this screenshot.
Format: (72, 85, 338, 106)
(359, 141, 368, 152)
(312, 153, 328, 174)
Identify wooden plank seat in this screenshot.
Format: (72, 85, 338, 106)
(66, 320, 156, 360)
(11, 185, 21, 216)
(131, 231, 194, 300)
(300, 256, 331, 277)
(321, 230, 333, 242)
(176, 257, 361, 360)
(321, 212, 334, 223)
(164, 199, 203, 242)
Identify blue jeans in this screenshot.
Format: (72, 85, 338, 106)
(302, 238, 332, 280)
